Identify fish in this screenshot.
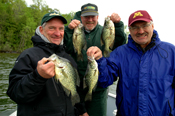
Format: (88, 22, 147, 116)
(101, 16, 115, 57)
(72, 23, 86, 61)
(83, 56, 99, 101)
(48, 54, 80, 106)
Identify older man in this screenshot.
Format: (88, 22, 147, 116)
(64, 3, 127, 116)
(7, 12, 80, 116)
(87, 10, 175, 116)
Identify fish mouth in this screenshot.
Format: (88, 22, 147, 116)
(87, 56, 94, 62)
(48, 55, 57, 61)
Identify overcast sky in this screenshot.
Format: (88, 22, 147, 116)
(26, 0, 175, 45)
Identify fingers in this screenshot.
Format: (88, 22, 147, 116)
(110, 13, 121, 23)
(86, 46, 103, 60)
(37, 57, 55, 79)
(38, 57, 49, 64)
(82, 112, 89, 116)
(68, 19, 81, 30)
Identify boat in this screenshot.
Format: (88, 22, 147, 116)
(107, 93, 117, 116)
(0, 93, 117, 116)
(0, 109, 16, 116)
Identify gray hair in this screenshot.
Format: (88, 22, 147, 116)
(42, 22, 47, 29)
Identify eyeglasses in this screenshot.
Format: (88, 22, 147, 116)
(129, 22, 153, 31)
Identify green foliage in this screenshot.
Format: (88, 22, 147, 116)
(0, 0, 128, 52)
(0, 0, 74, 52)
(62, 12, 75, 26)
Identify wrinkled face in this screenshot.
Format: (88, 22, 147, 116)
(81, 15, 99, 31)
(40, 18, 64, 45)
(129, 21, 154, 48)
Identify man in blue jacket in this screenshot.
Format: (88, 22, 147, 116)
(87, 10, 175, 116)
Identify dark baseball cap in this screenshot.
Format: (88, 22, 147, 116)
(81, 3, 99, 16)
(128, 10, 153, 26)
(41, 11, 67, 25)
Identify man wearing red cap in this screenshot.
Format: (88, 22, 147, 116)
(86, 10, 175, 116)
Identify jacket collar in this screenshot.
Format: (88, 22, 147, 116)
(31, 33, 65, 54)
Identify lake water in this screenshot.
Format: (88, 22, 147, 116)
(0, 53, 19, 113)
(0, 53, 117, 114)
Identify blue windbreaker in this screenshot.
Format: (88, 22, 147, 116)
(97, 30, 175, 116)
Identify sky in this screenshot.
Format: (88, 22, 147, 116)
(26, 0, 175, 45)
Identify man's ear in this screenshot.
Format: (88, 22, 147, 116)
(39, 26, 43, 34)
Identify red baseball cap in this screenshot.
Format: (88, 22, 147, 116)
(128, 10, 153, 26)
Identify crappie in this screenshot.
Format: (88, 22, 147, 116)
(83, 56, 98, 101)
(73, 23, 86, 61)
(101, 16, 115, 57)
(48, 54, 80, 106)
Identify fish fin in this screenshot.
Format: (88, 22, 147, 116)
(62, 86, 71, 97)
(83, 66, 90, 89)
(85, 91, 92, 101)
(54, 67, 61, 82)
(83, 77, 87, 89)
(75, 69, 80, 87)
(73, 35, 78, 53)
(92, 71, 98, 92)
(92, 83, 98, 92)
(71, 92, 80, 106)
(57, 56, 71, 64)
(93, 69, 98, 77)
(83, 39, 87, 51)
(73, 45, 77, 53)
(103, 49, 110, 57)
(100, 30, 105, 46)
(54, 76, 59, 83)
(109, 36, 115, 50)
(101, 18, 108, 47)
(61, 69, 69, 78)
(77, 53, 83, 61)
(109, 42, 114, 50)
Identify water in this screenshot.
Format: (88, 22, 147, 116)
(0, 53, 117, 114)
(109, 81, 117, 95)
(0, 53, 19, 113)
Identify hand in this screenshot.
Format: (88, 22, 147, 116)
(36, 57, 55, 79)
(110, 13, 121, 23)
(68, 19, 81, 30)
(86, 46, 103, 60)
(80, 112, 89, 116)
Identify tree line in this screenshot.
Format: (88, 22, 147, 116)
(0, 0, 129, 53)
(0, 0, 74, 53)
